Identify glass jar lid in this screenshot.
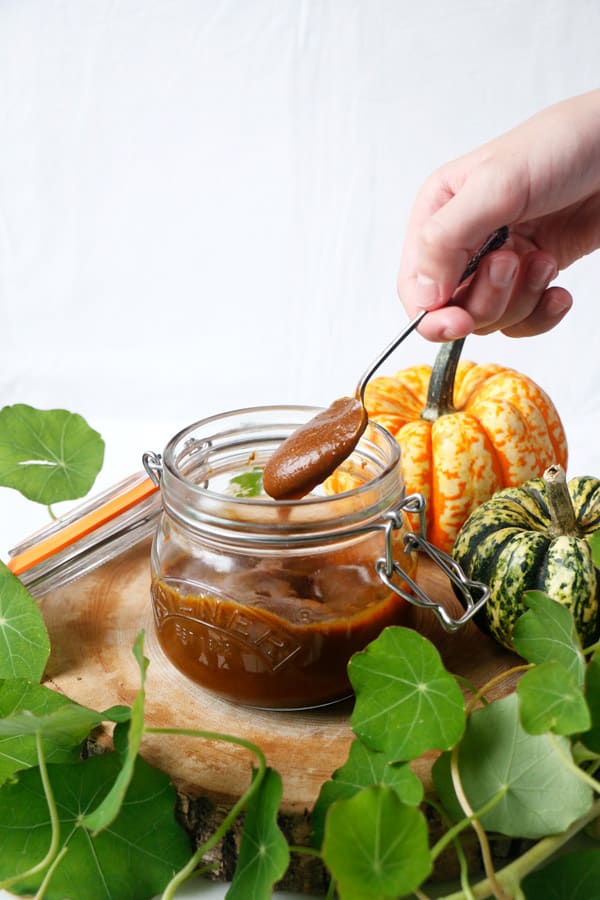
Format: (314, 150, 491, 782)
(7, 471, 161, 597)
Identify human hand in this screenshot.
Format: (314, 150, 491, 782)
(398, 90, 600, 340)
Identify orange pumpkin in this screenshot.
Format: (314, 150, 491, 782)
(326, 339, 568, 554)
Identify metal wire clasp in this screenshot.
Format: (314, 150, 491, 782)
(142, 451, 163, 487)
(376, 493, 490, 632)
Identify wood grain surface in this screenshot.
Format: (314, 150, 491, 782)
(40, 538, 520, 813)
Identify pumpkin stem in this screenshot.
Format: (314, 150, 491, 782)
(421, 338, 466, 422)
(544, 464, 581, 538)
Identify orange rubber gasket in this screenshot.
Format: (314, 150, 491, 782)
(7, 478, 160, 576)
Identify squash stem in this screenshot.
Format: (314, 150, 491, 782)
(421, 339, 465, 422)
(544, 464, 581, 538)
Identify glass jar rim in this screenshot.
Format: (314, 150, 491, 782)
(159, 405, 403, 542)
(162, 403, 400, 502)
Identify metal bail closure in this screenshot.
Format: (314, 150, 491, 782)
(142, 450, 163, 486)
(375, 493, 490, 633)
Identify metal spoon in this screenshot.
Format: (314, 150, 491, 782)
(263, 226, 509, 500)
(355, 226, 509, 402)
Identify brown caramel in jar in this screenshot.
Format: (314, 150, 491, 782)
(151, 405, 412, 709)
(151, 541, 416, 709)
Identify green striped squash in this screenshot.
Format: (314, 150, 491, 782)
(452, 464, 600, 650)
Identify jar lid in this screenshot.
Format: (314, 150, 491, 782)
(7, 472, 161, 598)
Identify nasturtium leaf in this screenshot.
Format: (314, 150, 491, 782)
(521, 848, 600, 899)
(517, 660, 591, 735)
(226, 768, 289, 899)
(0, 753, 191, 899)
(311, 738, 423, 849)
(83, 630, 147, 833)
(0, 561, 50, 681)
(0, 403, 105, 504)
(349, 626, 465, 760)
(0, 680, 101, 783)
(322, 785, 431, 899)
(0, 698, 105, 739)
(588, 531, 600, 569)
(513, 591, 586, 686)
(432, 693, 593, 839)
(112, 718, 131, 755)
(229, 467, 263, 497)
(101, 704, 132, 724)
(581, 650, 600, 753)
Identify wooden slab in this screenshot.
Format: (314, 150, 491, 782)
(41, 539, 520, 813)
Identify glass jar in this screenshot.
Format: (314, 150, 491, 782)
(147, 405, 419, 710)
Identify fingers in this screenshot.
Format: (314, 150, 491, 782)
(501, 286, 573, 337)
(409, 248, 518, 341)
(411, 250, 572, 341)
(462, 250, 520, 331)
(398, 158, 527, 317)
(470, 250, 557, 335)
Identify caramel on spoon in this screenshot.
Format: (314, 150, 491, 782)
(263, 227, 509, 501)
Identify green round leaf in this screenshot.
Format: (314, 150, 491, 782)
(322, 785, 432, 898)
(0, 403, 105, 504)
(521, 848, 600, 899)
(311, 739, 423, 849)
(0, 753, 191, 899)
(0, 680, 95, 784)
(349, 626, 465, 760)
(433, 693, 593, 839)
(588, 531, 600, 569)
(582, 650, 600, 753)
(517, 660, 591, 735)
(0, 561, 50, 681)
(513, 591, 586, 687)
(227, 768, 289, 899)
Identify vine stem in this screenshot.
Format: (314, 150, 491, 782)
(584, 638, 600, 656)
(430, 789, 508, 863)
(426, 798, 476, 900)
(547, 733, 600, 793)
(465, 664, 532, 715)
(145, 728, 267, 900)
(453, 674, 487, 703)
(34, 846, 69, 900)
(442, 664, 531, 900)
(0, 730, 62, 891)
(449, 747, 509, 900)
(440, 797, 600, 900)
(288, 844, 322, 859)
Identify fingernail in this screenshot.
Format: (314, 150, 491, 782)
(441, 326, 464, 340)
(415, 273, 442, 309)
(489, 255, 519, 287)
(545, 293, 572, 316)
(526, 258, 558, 291)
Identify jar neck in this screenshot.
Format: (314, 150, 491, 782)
(159, 406, 403, 548)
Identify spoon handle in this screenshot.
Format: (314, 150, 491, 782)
(356, 226, 509, 400)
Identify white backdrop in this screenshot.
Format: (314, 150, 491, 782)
(1, 4, 600, 898)
(2, 0, 600, 552)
